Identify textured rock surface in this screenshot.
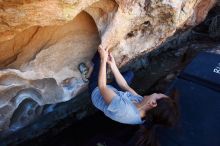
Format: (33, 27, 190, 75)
(0, 0, 216, 132)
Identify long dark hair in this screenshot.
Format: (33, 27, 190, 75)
(136, 90, 179, 146)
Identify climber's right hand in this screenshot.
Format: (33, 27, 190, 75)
(107, 52, 116, 68)
(98, 45, 108, 62)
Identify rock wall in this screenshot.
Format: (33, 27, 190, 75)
(0, 0, 216, 132)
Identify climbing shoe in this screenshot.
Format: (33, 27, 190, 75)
(78, 62, 89, 82)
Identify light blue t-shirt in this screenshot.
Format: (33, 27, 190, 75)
(91, 85, 144, 125)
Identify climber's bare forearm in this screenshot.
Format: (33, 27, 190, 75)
(110, 64, 139, 96)
(98, 60, 116, 104)
(98, 60, 107, 88)
(110, 64, 128, 88)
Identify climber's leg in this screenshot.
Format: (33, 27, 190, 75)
(88, 51, 101, 95)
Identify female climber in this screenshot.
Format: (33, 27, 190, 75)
(79, 45, 179, 146)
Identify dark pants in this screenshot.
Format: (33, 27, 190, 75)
(88, 52, 134, 95)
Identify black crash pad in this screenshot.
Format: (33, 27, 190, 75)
(180, 52, 220, 91)
(159, 52, 220, 146)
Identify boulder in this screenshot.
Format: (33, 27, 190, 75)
(0, 0, 216, 131)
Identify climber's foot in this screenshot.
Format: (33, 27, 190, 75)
(78, 62, 89, 83)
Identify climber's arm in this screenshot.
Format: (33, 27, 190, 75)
(107, 53, 139, 96)
(98, 46, 117, 104)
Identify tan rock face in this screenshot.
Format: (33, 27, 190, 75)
(0, 0, 216, 131)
